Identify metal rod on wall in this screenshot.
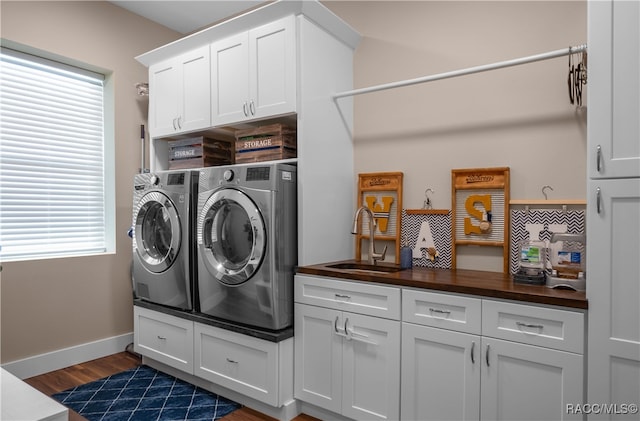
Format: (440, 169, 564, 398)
(333, 44, 588, 99)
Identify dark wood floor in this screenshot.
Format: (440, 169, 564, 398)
(25, 351, 318, 421)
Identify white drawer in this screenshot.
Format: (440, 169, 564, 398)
(294, 274, 401, 320)
(194, 323, 281, 407)
(134, 306, 194, 373)
(481, 300, 585, 354)
(402, 289, 482, 335)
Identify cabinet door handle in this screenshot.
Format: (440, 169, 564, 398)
(334, 316, 347, 337)
(516, 321, 544, 331)
(172, 118, 177, 130)
(243, 102, 249, 117)
(157, 335, 166, 340)
(485, 344, 490, 367)
(596, 187, 602, 214)
(345, 318, 377, 345)
(249, 100, 255, 116)
(596, 144, 602, 173)
(470, 341, 475, 364)
(176, 116, 182, 129)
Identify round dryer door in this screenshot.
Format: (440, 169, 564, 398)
(199, 188, 266, 286)
(134, 191, 181, 273)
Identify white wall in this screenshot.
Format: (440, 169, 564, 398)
(0, 1, 180, 365)
(325, 0, 587, 271)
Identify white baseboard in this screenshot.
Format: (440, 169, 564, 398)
(1, 332, 133, 380)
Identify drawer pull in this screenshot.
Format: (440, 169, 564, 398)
(335, 293, 351, 301)
(470, 341, 476, 364)
(429, 308, 451, 317)
(157, 335, 167, 340)
(226, 358, 238, 364)
(516, 321, 544, 331)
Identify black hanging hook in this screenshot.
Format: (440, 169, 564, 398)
(568, 48, 575, 105)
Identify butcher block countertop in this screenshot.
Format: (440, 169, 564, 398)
(296, 260, 588, 310)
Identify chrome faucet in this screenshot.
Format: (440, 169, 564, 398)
(352, 206, 387, 265)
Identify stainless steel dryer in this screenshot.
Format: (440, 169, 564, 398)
(132, 170, 196, 310)
(196, 163, 297, 330)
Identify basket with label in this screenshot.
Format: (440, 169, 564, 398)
(168, 136, 233, 169)
(234, 123, 297, 164)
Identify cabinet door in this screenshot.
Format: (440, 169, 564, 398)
(249, 16, 296, 119)
(401, 323, 480, 421)
(133, 306, 194, 373)
(587, 179, 640, 415)
(211, 32, 250, 125)
(294, 303, 343, 414)
(178, 46, 210, 133)
(149, 58, 179, 138)
(342, 312, 401, 421)
(588, 0, 640, 178)
(481, 337, 583, 421)
(194, 323, 279, 406)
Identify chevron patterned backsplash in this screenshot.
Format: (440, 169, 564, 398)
(509, 208, 586, 274)
(401, 209, 453, 269)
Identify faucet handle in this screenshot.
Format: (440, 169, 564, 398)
(372, 245, 387, 262)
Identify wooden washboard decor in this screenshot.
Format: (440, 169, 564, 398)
(451, 167, 510, 272)
(356, 172, 403, 264)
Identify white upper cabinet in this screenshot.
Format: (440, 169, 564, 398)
(149, 46, 211, 138)
(211, 16, 296, 125)
(588, 0, 640, 179)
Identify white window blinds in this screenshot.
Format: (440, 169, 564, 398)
(0, 48, 106, 262)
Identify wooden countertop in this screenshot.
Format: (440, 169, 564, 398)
(296, 260, 588, 310)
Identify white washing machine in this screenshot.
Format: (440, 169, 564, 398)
(196, 163, 297, 330)
(132, 170, 196, 310)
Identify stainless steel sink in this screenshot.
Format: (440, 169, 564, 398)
(326, 262, 405, 274)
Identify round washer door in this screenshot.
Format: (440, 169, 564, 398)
(199, 188, 266, 286)
(134, 191, 181, 273)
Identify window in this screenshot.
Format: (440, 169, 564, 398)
(0, 47, 109, 262)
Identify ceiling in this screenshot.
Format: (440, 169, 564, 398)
(109, 1, 267, 34)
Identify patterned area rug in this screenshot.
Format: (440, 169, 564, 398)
(52, 365, 240, 421)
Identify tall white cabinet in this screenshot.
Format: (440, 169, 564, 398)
(588, 0, 640, 417)
(134, 3, 360, 420)
(137, 0, 360, 266)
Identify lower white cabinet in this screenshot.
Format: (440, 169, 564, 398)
(194, 323, 282, 407)
(481, 337, 583, 421)
(134, 305, 194, 374)
(294, 275, 401, 420)
(133, 306, 293, 408)
(401, 323, 480, 421)
(400, 289, 585, 421)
